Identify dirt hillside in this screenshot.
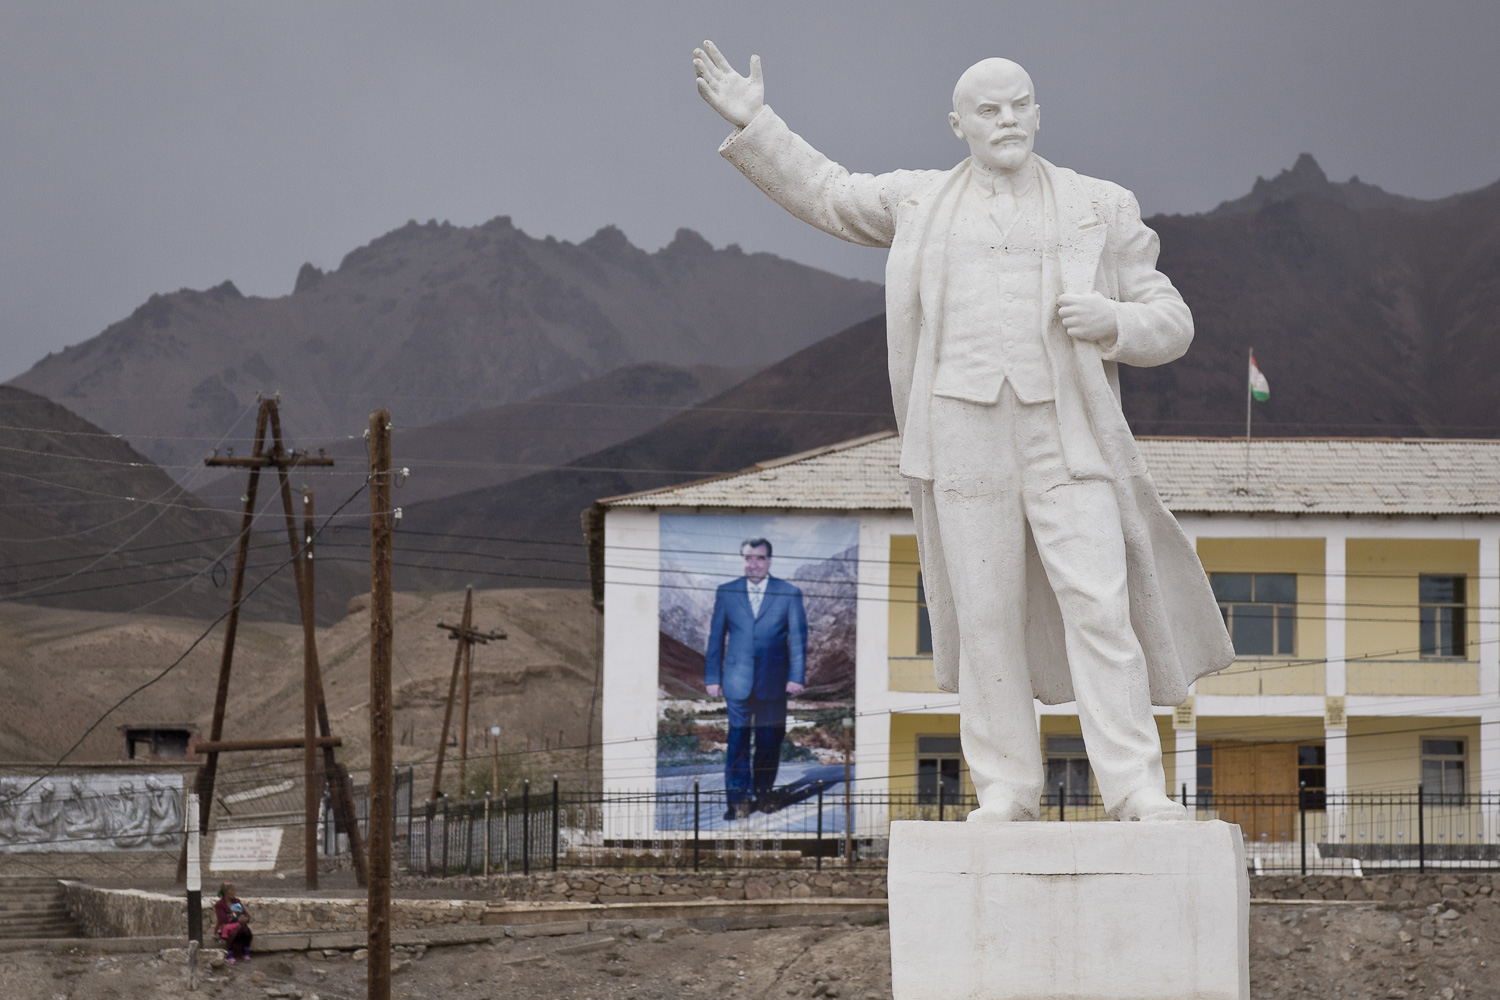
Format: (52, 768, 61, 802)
(0, 587, 600, 790)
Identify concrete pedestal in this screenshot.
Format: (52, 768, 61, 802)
(888, 820, 1248, 1000)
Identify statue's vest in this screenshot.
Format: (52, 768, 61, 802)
(932, 176, 1054, 406)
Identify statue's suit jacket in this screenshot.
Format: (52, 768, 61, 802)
(720, 106, 1234, 704)
(704, 576, 808, 703)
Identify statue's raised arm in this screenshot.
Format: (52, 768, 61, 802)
(693, 41, 763, 128)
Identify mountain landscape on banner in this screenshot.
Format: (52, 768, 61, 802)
(656, 545, 859, 700)
(6, 218, 883, 474)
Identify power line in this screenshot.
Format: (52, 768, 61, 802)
(0, 479, 370, 808)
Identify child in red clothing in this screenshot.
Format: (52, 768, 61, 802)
(213, 883, 253, 962)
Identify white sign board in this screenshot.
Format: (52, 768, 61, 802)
(209, 827, 283, 871)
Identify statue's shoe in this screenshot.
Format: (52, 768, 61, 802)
(1110, 789, 1188, 822)
(965, 801, 1040, 823)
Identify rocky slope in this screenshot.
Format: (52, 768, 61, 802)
(8, 219, 882, 474)
(0, 386, 311, 620)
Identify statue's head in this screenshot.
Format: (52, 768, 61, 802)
(949, 58, 1039, 174)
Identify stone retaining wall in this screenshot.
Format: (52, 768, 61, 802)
(62, 871, 1499, 940)
(395, 869, 891, 903)
(61, 883, 485, 939)
(1250, 873, 1497, 904)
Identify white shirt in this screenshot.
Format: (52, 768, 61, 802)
(746, 578, 767, 617)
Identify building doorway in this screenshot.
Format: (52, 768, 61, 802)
(1202, 740, 1324, 842)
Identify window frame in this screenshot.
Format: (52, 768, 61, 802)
(1297, 743, 1326, 811)
(1420, 737, 1466, 806)
(1211, 572, 1297, 658)
(1417, 574, 1468, 660)
(916, 734, 963, 804)
(1043, 736, 1093, 806)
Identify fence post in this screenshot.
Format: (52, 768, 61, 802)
(1181, 782, 1188, 809)
(551, 775, 560, 873)
(441, 795, 450, 876)
(484, 791, 491, 877)
(406, 765, 414, 867)
(393, 767, 400, 845)
(1418, 785, 1426, 874)
(692, 780, 701, 872)
(1299, 781, 1307, 876)
(522, 779, 531, 876)
(466, 794, 476, 876)
(502, 788, 510, 877)
(423, 799, 432, 877)
(816, 780, 824, 871)
(1058, 782, 1065, 823)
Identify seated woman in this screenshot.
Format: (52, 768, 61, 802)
(213, 883, 253, 963)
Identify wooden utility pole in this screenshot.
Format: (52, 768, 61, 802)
(298, 487, 368, 887)
(367, 409, 394, 1000)
(176, 397, 368, 890)
(178, 397, 346, 886)
(298, 488, 320, 889)
(431, 589, 505, 799)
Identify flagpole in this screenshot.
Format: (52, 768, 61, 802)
(1245, 347, 1253, 490)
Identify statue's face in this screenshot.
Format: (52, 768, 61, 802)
(949, 60, 1039, 174)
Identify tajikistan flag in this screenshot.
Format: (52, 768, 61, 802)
(1249, 352, 1270, 402)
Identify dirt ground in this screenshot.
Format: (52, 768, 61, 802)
(1, 898, 1496, 1000)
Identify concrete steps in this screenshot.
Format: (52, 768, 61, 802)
(0, 877, 79, 939)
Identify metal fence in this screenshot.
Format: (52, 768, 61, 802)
(333, 774, 1500, 876)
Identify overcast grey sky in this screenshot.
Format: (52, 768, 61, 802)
(2, 1, 1498, 382)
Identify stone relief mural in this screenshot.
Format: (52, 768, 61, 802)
(0, 773, 183, 852)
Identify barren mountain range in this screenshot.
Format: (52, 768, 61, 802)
(6, 156, 1500, 619)
(7, 218, 883, 474)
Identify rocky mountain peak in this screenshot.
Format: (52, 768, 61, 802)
(1206, 153, 1451, 217)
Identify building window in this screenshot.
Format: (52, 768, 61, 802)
(1421, 739, 1466, 805)
(917, 735, 962, 804)
(916, 572, 933, 655)
(121, 726, 195, 760)
(1211, 573, 1295, 656)
(1196, 745, 1214, 808)
(1419, 576, 1467, 658)
(1297, 744, 1326, 811)
(1044, 736, 1092, 805)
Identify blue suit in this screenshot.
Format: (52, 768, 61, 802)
(704, 576, 807, 807)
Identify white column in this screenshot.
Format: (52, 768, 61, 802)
(1478, 532, 1499, 844)
(1173, 527, 1199, 809)
(1174, 718, 1197, 808)
(1322, 534, 1349, 852)
(1323, 534, 1348, 797)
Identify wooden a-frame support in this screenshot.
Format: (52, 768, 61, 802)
(176, 397, 367, 889)
(430, 587, 506, 803)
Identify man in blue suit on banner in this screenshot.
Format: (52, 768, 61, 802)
(704, 537, 808, 821)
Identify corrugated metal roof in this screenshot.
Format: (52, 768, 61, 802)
(602, 434, 1500, 515)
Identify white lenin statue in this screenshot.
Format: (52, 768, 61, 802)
(695, 44, 1235, 822)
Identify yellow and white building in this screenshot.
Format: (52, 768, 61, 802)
(591, 434, 1500, 855)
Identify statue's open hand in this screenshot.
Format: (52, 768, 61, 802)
(694, 40, 763, 128)
(1058, 292, 1119, 345)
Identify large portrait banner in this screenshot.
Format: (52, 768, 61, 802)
(656, 513, 857, 833)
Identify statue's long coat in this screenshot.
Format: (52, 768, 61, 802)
(721, 106, 1234, 704)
